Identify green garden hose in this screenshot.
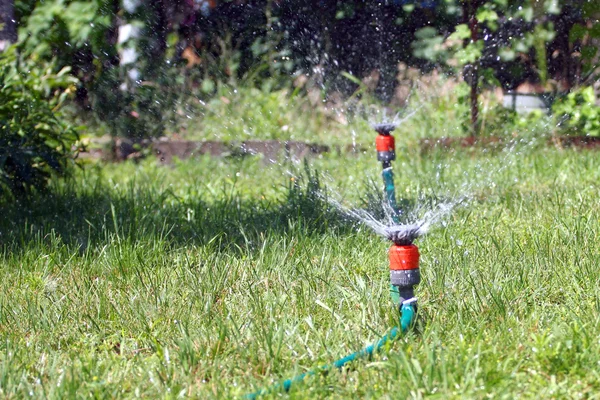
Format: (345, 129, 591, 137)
(245, 302, 416, 399)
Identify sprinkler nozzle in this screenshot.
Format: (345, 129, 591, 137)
(372, 123, 397, 135)
(386, 224, 421, 246)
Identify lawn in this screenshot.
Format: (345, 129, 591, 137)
(1, 144, 600, 399)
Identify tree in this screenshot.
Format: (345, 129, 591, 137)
(461, 0, 486, 136)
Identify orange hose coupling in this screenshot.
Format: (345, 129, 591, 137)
(389, 244, 420, 288)
(376, 134, 395, 152)
(376, 134, 396, 162)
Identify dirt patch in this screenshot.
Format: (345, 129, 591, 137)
(85, 139, 338, 163)
(79, 135, 600, 163)
(549, 136, 600, 149)
(153, 140, 229, 163)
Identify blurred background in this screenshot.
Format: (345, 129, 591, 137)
(1, 0, 599, 194)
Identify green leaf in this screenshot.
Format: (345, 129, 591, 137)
(449, 24, 472, 41)
(520, 5, 534, 22)
(476, 9, 498, 24)
(570, 24, 587, 42)
(544, 0, 561, 15)
(454, 41, 483, 65)
(590, 23, 600, 38)
(201, 79, 215, 94)
(498, 47, 516, 61)
(583, 0, 600, 17)
(415, 27, 439, 40)
(582, 45, 597, 60)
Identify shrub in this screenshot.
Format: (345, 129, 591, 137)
(0, 48, 80, 197)
(553, 87, 600, 137)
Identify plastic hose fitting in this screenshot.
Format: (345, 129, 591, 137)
(376, 133, 396, 162)
(389, 244, 420, 303)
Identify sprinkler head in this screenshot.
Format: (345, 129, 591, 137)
(372, 123, 397, 135)
(385, 224, 421, 246)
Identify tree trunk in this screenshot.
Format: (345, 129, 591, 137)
(0, 0, 17, 51)
(466, 0, 479, 136)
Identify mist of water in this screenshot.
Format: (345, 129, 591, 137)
(368, 106, 422, 135)
(321, 190, 464, 245)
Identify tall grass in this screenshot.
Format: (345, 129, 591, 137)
(1, 147, 599, 398)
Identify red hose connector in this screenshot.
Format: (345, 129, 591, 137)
(376, 134, 395, 152)
(376, 134, 396, 162)
(389, 244, 419, 270)
(389, 244, 420, 288)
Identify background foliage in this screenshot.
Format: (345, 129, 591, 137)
(0, 47, 79, 196)
(1, 0, 599, 196)
(10, 0, 600, 141)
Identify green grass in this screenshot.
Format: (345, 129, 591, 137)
(1, 145, 600, 399)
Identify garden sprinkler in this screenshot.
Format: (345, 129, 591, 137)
(374, 122, 420, 308)
(245, 125, 423, 399)
(373, 123, 399, 223)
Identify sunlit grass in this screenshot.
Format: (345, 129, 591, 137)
(1, 146, 600, 398)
